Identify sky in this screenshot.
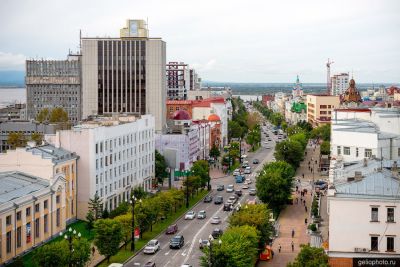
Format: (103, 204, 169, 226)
(0, 0, 399, 83)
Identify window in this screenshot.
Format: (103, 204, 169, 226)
(71, 200, 74, 215)
(56, 195, 60, 204)
(6, 231, 12, 253)
(387, 237, 395, 252)
(320, 105, 327, 109)
(365, 149, 372, 158)
(337, 146, 341, 155)
(26, 207, 31, 217)
(356, 147, 359, 157)
(26, 222, 31, 243)
(35, 218, 40, 238)
(398, 148, 400, 157)
(17, 227, 22, 248)
(371, 207, 379, 222)
(6, 215, 11, 225)
(44, 214, 48, 233)
(371, 236, 379, 251)
(387, 208, 395, 222)
(344, 147, 350, 155)
(16, 211, 21, 221)
(35, 203, 40, 213)
(56, 208, 60, 227)
(44, 200, 48, 209)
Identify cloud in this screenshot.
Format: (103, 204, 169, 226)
(0, 52, 26, 70)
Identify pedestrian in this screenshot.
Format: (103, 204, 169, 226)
(305, 218, 308, 225)
(292, 229, 295, 238)
(303, 199, 306, 205)
(278, 244, 281, 253)
(296, 185, 298, 192)
(305, 206, 308, 212)
(302, 173, 304, 179)
(291, 241, 294, 252)
(315, 160, 317, 165)
(92, 246, 95, 255)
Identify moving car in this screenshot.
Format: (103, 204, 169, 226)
(197, 210, 206, 219)
(184, 211, 196, 220)
(268, 138, 272, 141)
(223, 203, 232, 211)
(166, 224, 178, 234)
(245, 178, 252, 184)
(216, 184, 224, 191)
(211, 228, 223, 239)
(228, 195, 237, 204)
(226, 184, 234, 193)
(214, 196, 223, 204)
(143, 239, 160, 254)
(249, 188, 257, 196)
(244, 167, 251, 174)
(143, 262, 156, 267)
(253, 159, 259, 164)
(234, 190, 243, 197)
(235, 175, 245, 183)
(170, 235, 184, 249)
(242, 184, 249, 189)
(233, 169, 241, 176)
(203, 195, 213, 203)
(211, 216, 221, 224)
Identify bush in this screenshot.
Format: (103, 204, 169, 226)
(308, 223, 317, 232)
(109, 202, 129, 218)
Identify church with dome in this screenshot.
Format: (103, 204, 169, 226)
(340, 77, 362, 108)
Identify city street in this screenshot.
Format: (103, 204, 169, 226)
(125, 122, 277, 267)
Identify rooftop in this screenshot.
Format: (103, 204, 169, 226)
(27, 144, 78, 164)
(0, 171, 49, 205)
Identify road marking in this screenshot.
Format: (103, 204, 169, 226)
(133, 263, 140, 266)
(181, 248, 187, 256)
(164, 251, 170, 255)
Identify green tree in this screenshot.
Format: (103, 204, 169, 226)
(69, 238, 91, 267)
(155, 150, 168, 184)
(287, 125, 306, 137)
(36, 108, 50, 123)
(320, 140, 330, 155)
(297, 121, 313, 132)
(287, 244, 329, 267)
(88, 194, 103, 220)
(114, 213, 133, 249)
(109, 201, 129, 218)
(274, 139, 304, 168)
(246, 112, 262, 130)
(246, 126, 261, 151)
(49, 107, 69, 123)
(132, 186, 147, 200)
(209, 145, 221, 159)
(290, 132, 308, 150)
(256, 161, 295, 212)
(310, 124, 331, 141)
(7, 132, 27, 149)
(191, 160, 210, 188)
(228, 120, 243, 140)
(33, 240, 69, 267)
(200, 225, 260, 267)
(31, 132, 43, 145)
(93, 219, 123, 263)
(85, 210, 95, 230)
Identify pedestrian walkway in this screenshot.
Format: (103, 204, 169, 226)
(259, 141, 323, 267)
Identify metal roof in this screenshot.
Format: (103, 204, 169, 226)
(27, 144, 77, 164)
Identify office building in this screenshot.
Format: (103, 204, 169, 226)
(81, 19, 166, 133)
(26, 54, 81, 123)
(306, 94, 340, 127)
(0, 171, 67, 265)
(0, 104, 26, 121)
(331, 73, 349, 96)
(166, 62, 191, 100)
(45, 114, 155, 219)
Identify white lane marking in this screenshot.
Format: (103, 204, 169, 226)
(164, 251, 170, 255)
(183, 205, 223, 263)
(181, 247, 187, 256)
(133, 263, 140, 266)
(165, 260, 171, 267)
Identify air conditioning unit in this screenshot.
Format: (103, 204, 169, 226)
(354, 247, 368, 253)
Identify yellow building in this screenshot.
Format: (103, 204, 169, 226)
(306, 94, 340, 127)
(0, 171, 66, 264)
(0, 144, 78, 223)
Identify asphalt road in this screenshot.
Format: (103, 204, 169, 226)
(125, 121, 279, 267)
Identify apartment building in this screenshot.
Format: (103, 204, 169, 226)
(331, 73, 349, 96)
(81, 19, 166, 133)
(166, 62, 191, 100)
(0, 104, 26, 121)
(0, 144, 78, 223)
(45, 115, 155, 219)
(306, 94, 340, 127)
(0, 171, 66, 265)
(26, 54, 81, 123)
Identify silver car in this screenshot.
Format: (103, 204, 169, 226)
(185, 211, 196, 220)
(197, 210, 206, 219)
(143, 239, 160, 254)
(210, 216, 221, 224)
(226, 184, 234, 193)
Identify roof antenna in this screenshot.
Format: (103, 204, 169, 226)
(79, 29, 82, 51)
(146, 17, 149, 36)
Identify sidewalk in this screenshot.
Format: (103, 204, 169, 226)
(259, 141, 324, 266)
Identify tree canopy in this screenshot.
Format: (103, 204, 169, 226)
(7, 132, 27, 149)
(287, 244, 329, 267)
(310, 124, 331, 141)
(36, 107, 69, 123)
(93, 219, 123, 262)
(274, 139, 304, 168)
(155, 150, 168, 184)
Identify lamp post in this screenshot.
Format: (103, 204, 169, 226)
(186, 171, 190, 208)
(239, 137, 242, 164)
(59, 227, 81, 267)
(129, 195, 142, 252)
(208, 234, 222, 267)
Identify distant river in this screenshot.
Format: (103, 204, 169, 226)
(0, 87, 26, 108)
(233, 95, 260, 101)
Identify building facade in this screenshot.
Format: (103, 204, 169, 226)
(306, 94, 340, 127)
(331, 73, 349, 96)
(0, 171, 67, 265)
(0, 145, 78, 223)
(81, 19, 166, 133)
(0, 104, 26, 121)
(166, 62, 190, 100)
(45, 115, 155, 219)
(26, 55, 81, 123)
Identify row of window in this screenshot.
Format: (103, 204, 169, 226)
(371, 207, 395, 223)
(95, 132, 153, 154)
(337, 146, 373, 158)
(371, 236, 395, 252)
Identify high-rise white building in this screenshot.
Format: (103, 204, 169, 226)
(81, 19, 166, 133)
(45, 115, 155, 219)
(331, 73, 349, 96)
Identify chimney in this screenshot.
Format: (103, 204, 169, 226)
(363, 158, 368, 167)
(392, 161, 399, 179)
(55, 131, 61, 148)
(354, 171, 363, 181)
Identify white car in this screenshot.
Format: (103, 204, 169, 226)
(226, 184, 234, 193)
(244, 167, 251, 174)
(233, 169, 240, 176)
(245, 178, 252, 184)
(197, 210, 206, 219)
(211, 216, 221, 224)
(228, 195, 237, 204)
(185, 211, 196, 220)
(143, 239, 160, 254)
(242, 184, 249, 189)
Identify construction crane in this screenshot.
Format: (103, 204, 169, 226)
(326, 59, 334, 95)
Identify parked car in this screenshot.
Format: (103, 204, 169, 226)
(211, 228, 223, 239)
(199, 239, 209, 249)
(242, 184, 249, 189)
(184, 211, 196, 220)
(253, 159, 259, 164)
(244, 167, 251, 174)
(170, 235, 185, 249)
(249, 188, 257, 196)
(241, 163, 249, 168)
(166, 224, 178, 234)
(197, 210, 206, 219)
(214, 196, 223, 204)
(216, 184, 224, 191)
(210, 216, 221, 224)
(203, 195, 213, 203)
(226, 184, 234, 193)
(144, 239, 160, 254)
(245, 178, 252, 184)
(234, 190, 243, 197)
(228, 195, 237, 204)
(223, 203, 233, 211)
(143, 262, 156, 267)
(233, 169, 241, 176)
(268, 138, 272, 141)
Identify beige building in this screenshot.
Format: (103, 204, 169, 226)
(306, 94, 340, 127)
(0, 144, 78, 223)
(0, 171, 66, 265)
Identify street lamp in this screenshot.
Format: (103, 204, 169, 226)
(129, 195, 142, 252)
(59, 227, 81, 267)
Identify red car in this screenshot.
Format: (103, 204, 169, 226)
(166, 224, 178, 234)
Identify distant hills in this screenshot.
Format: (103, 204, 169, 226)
(0, 71, 25, 87)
